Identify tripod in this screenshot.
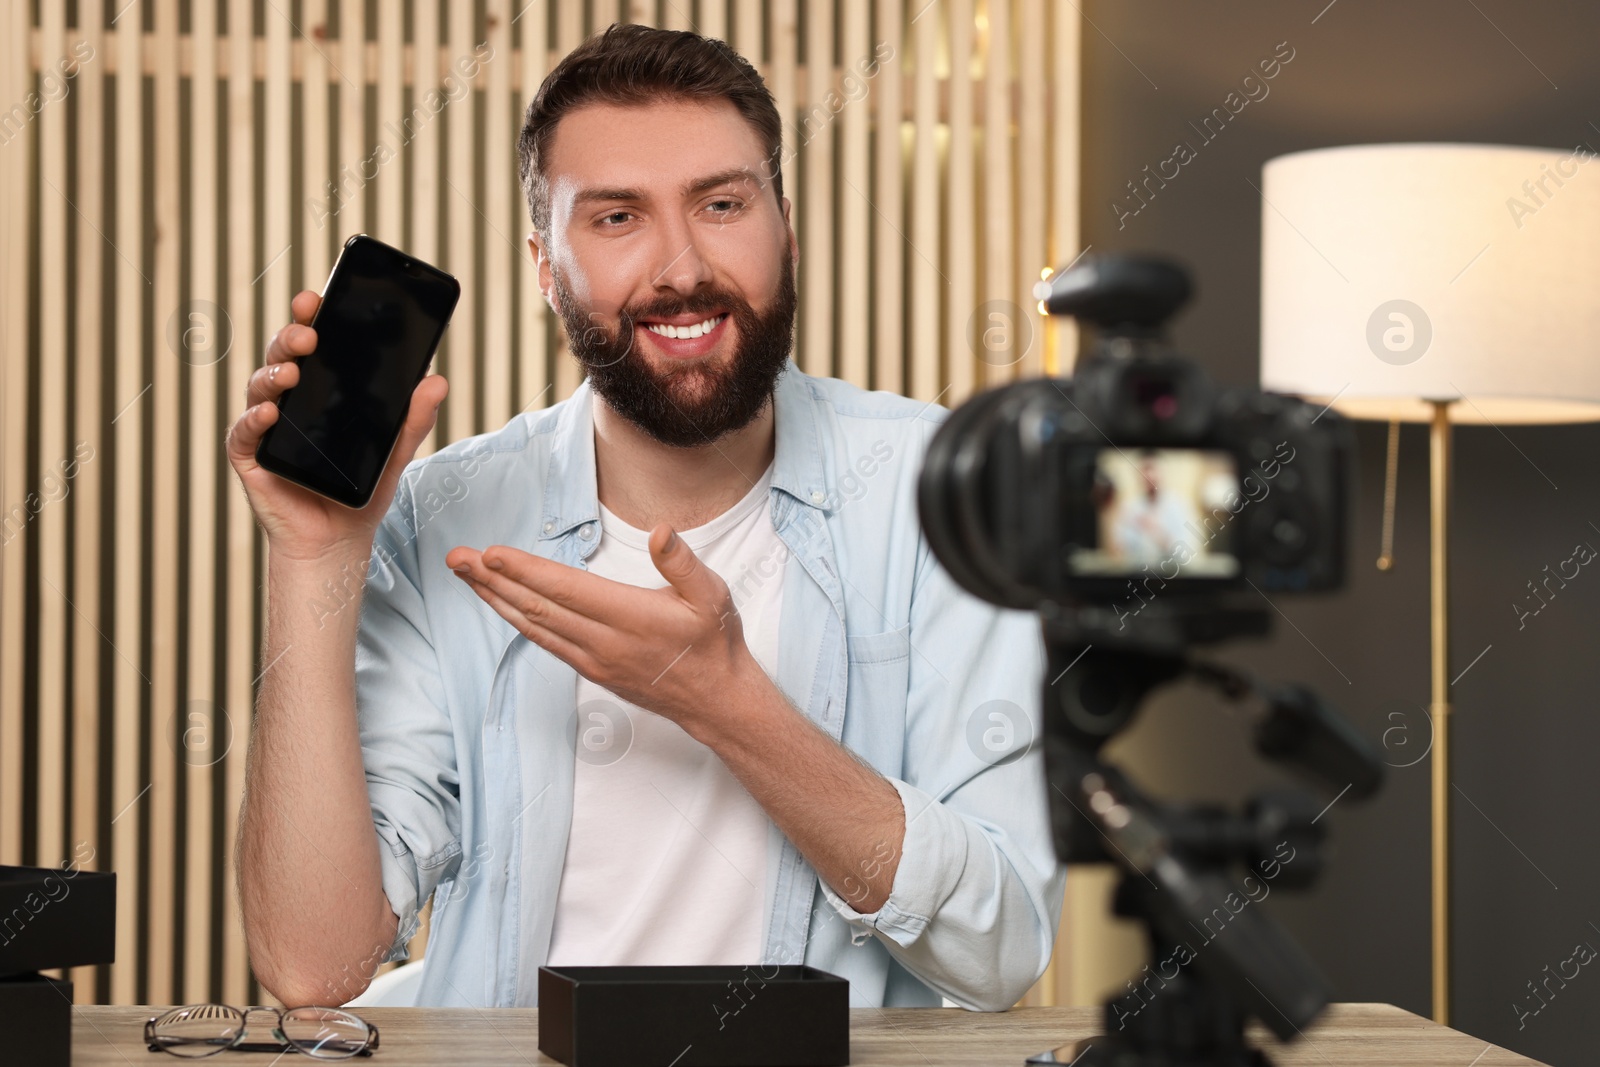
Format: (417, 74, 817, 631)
(1025, 602, 1382, 1067)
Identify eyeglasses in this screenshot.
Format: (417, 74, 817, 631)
(144, 1004, 380, 1059)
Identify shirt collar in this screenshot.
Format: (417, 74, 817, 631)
(537, 359, 829, 543)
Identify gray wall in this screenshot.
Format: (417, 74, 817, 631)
(1079, 2, 1600, 1064)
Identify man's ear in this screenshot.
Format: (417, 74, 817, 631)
(780, 197, 799, 268)
(528, 231, 559, 313)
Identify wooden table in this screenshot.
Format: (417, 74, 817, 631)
(68, 1003, 1544, 1065)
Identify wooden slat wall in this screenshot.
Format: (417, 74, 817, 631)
(0, 0, 1079, 1006)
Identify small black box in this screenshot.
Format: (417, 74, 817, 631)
(0, 973, 73, 1067)
(0, 865, 116, 977)
(538, 965, 850, 1067)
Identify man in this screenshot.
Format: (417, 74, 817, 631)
(231, 23, 1063, 1011)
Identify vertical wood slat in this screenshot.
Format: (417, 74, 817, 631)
(229, 0, 278, 1010)
(799, 0, 832, 378)
(909, 0, 940, 402)
(1017, 0, 1046, 380)
(147, 0, 182, 1006)
(375, 2, 405, 243)
(519, 0, 551, 415)
(484, 0, 514, 432)
(109, 0, 144, 1008)
(871, 0, 903, 396)
(35, 0, 67, 890)
(836, 0, 869, 389)
(411, 0, 441, 457)
(945, 0, 975, 405)
(768, 0, 796, 288)
(447, 2, 479, 439)
(0, 0, 27, 879)
(734, 0, 761, 70)
(341, 0, 367, 236)
(628, 0, 657, 28)
(699, 0, 727, 39)
(982, 0, 1014, 389)
(553, 0, 584, 403)
(69, 0, 106, 1005)
(183, 0, 219, 1008)
(303, 0, 332, 288)
(1050, 0, 1080, 376)
(376, 3, 404, 243)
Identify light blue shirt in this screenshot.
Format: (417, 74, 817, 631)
(356, 360, 1066, 1010)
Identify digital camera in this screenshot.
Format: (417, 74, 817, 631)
(918, 256, 1352, 618)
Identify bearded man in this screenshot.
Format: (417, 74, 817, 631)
(230, 22, 1063, 1011)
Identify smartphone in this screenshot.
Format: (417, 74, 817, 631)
(256, 234, 460, 508)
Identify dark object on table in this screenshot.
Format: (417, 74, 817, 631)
(2, 973, 73, 1067)
(0, 864, 117, 1067)
(538, 964, 849, 1067)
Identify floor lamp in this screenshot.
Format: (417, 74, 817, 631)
(1256, 143, 1600, 1025)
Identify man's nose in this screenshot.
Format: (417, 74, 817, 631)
(648, 217, 714, 296)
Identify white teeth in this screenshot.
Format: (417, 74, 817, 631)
(644, 314, 724, 340)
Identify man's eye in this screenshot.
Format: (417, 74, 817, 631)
(600, 211, 633, 226)
(708, 199, 741, 215)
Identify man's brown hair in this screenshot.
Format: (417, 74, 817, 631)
(517, 23, 784, 236)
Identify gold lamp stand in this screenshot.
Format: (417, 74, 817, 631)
(1428, 399, 1453, 1025)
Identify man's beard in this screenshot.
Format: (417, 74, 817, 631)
(554, 254, 797, 448)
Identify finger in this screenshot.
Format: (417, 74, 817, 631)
(365, 374, 448, 511)
(448, 548, 609, 648)
(224, 401, 282, 477)
(470, 543, 631, 623)
(457, 572, 593, 673)
(291, 289, 321, 325)
(245, 358, 301, 408)
(649, 525, 730, 610)
(263, 319, 318, 372)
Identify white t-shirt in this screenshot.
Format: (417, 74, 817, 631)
(545, 464, 785, 966)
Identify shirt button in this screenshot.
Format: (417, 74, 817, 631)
(810, 490, 826, 505)
(542, 520, 555, 534)
(579, 522, 595, 540)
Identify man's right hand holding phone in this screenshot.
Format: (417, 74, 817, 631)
(228, 290, 448, 1007)
(226, 288, 449, 562)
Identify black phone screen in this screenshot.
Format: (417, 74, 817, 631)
(257, 235, 460, 508)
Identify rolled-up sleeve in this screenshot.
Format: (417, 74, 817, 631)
(817, 532, 1066, 1011)
(355, 471, 463, 963)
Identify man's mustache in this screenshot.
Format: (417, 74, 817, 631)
(618, 292, 746, 326)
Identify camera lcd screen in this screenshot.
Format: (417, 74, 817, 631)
(1068, 448, 1242, 579)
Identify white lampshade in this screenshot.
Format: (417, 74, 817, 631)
(1260, 143, 1600, 424)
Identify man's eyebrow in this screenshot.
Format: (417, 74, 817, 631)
(572, 185, 645, 208)
(683, 168, 764, 198)
(571, 169, 763, 209)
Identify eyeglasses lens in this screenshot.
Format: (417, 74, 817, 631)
(280, 1007, 373, 1059)
(149, 1004, 245, 1058)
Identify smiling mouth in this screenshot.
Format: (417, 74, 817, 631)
(640, 313, 727, 340)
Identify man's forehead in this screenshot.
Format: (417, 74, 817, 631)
(546, 99, 772, 207)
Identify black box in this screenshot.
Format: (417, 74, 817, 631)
(538, 965, 850, 1067)
(0, 865, 116, 977)
(0, 973, 73, 1067)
